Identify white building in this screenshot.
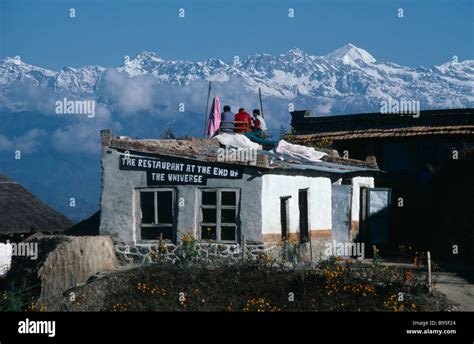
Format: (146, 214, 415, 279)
(99, 130, 387, 262)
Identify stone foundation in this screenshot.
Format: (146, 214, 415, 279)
(260, 230, 333, 262)
(114, 236, 333, 266)
(114, 240, 284, 265)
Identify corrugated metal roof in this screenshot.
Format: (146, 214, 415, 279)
(259, 150, 379, 174)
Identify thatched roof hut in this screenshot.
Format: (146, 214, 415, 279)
(0, 175, 73, 234)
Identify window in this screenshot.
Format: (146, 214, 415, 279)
(200, 189, 239, 242)
(138, 189, 175, 241)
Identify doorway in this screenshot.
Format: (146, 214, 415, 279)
(298, 189, 309, 243)
(332, 185, 352, 244)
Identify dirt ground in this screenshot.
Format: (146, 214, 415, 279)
(433, 262, 474, 311)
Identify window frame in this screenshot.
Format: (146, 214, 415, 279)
(198, 188, 240, 243)
(136, 188, 176, 243)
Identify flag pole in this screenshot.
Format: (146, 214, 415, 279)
(258, 87, 264, 118)
(204, 81, 212, 137)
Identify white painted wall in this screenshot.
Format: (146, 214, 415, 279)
(261, 175, 332, 236)
(100, 148, 263, 243)
(351, 176, 375, 222)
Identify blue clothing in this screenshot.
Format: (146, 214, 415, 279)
(244, 131, 277, 148)
(220, 111, 235, 133)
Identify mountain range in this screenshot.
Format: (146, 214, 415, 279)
(0, 43, 473, 223)
(1, 43, 473, 114)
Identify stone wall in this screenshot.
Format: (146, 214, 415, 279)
(115, 240, 281, 264)
(114, 238, 332, 266)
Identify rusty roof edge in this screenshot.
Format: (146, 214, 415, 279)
(290, 125, 474, 141)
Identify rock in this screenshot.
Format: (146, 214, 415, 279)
(143, 256, 152, 264)
(138, 246, 150, 255)
(116, 245, 128, 252)
(218, 244, 229, 253)
(232, 253, 243, 259)
(38, 236, 120, 302)
(174, 247, 183, 257)
(166, 245, 176, 253)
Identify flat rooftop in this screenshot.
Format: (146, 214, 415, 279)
(100, 130, 380, 176)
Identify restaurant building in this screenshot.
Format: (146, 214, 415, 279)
(99, 129, 386, 263)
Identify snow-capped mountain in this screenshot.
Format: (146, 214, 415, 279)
(54, 65, 105, 95)
(0, 57, 56, 91)
(1, 44, 472, 223)
(0, 57, 104, 95)
(1, 43, 473, 114)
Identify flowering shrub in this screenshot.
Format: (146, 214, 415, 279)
(0, 290, 24, 312)
(242, 297, 281, 312)
(95, 254, 440, 312)
(178, 229, 199, 264)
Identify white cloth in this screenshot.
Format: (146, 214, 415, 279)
(254, 115, 267, 132)
(214, 133, 263, 150)
(274, 140, 327, 162)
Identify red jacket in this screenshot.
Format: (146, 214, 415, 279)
(234, 111, 252, 133)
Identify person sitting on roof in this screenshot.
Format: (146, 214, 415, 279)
(234, 108, 252, 133)
(220, 105, 235, 133)
(243, 109, 276, 148)
(251, 109, 268, 136)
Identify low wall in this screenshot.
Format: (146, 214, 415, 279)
(115, 241, 280, 264)
(114, 237, 334, 266)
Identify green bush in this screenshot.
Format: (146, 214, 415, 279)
(0, 290, 26, 312)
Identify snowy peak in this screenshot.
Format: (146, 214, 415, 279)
(0, 56, 56, 91)
(0, 44, 473, 113)
(55, 65, 105, 95)
(135, 51, 162, 60)
(0, 56, 55, 75)
(3, 56, 22, 65)
(285, 48, 307, 59)
(326, 43, 376, 65)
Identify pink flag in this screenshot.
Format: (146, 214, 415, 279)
(206, 96, 221, 137)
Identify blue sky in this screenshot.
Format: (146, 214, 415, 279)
(1, 0, 473, 69)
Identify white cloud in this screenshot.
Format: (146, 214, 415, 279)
(51, 104, 116, 154)
(0, 136, 13, 151)
(0, 129, 46, 154)
(101, 70, 157, 115)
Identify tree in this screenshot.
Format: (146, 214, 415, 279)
(162, 125, 176, 139)
(279, 124, 289, 141)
